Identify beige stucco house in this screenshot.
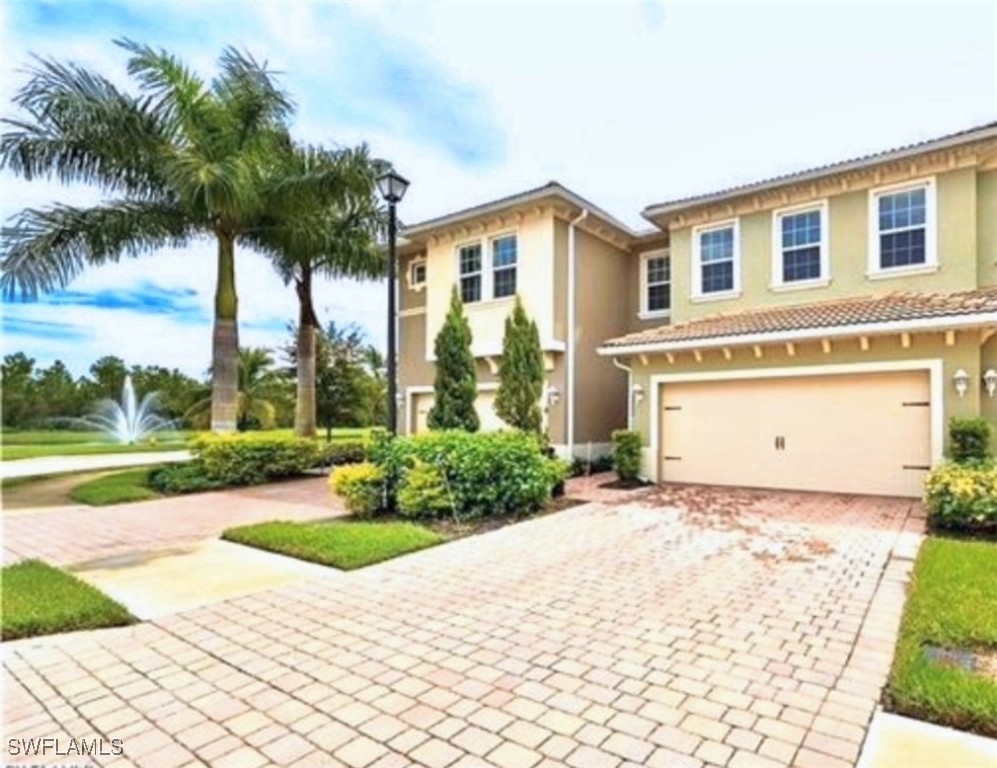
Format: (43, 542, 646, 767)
(398, 122, 997, 497)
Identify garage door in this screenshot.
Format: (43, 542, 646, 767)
(659, 371, 931, 497)
(410, 390, 509, 435)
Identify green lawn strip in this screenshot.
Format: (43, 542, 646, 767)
(69, 468, 162, 506)
(2, 441, 189, 461)
(222, 520, 445, 570)
(887, 537, 997, 736)
(0, 560, 134, 641)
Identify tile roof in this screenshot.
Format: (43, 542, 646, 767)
(602, 287, 997, 351)
(643, 121, 997, 219)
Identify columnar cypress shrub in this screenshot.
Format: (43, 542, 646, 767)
(428, 287, 479, 432)
(495, 297, 544, 433)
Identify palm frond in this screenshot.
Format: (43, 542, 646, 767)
(213, 47, 294, 150)
(1, 55, 172, 196)
(0, 201, 193, 299)
(116, 39, 207, 136)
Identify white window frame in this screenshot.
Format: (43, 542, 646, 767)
(456, 241, 484, 304)
(692, 219, 741, 301)
(770, 200, 830, 291)
(407, 256, 426, 291)
(490, 233, 518, 300)
(639, 249, 671, 319)
(867, 176, 937, 279)
(453, 231, 519, 304)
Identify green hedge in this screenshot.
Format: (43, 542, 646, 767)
(319, 440, 367, 467)
(612, 430, 642, 481)
(924, 460, 997, 534)
(192, 434, 321, 486)
(950, 417, 993, 463)
(368, 430, 566, 520)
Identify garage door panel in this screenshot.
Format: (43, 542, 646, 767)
(410, 391, 510, 435)
(660, 371, 930, 497)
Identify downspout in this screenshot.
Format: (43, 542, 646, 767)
(612, 357, 633, 430)
(566, 208, 589, 459)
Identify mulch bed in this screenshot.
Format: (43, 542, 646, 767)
(598, 478, 653, 490)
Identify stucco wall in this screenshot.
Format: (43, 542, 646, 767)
(978, 170, 997, 288)
(423, 211, 557, 358)
(668, 167, 983, 325)
(629, 332, 986, 461)
(983, 334, 997, 452)
(573, 230, 630, 443)
(399, 251, 427, 313)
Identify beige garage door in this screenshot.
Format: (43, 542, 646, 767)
(659, 371, 931, 497)
(410, 390, 509, 435)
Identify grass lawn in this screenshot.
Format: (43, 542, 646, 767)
(887, 537, 997, 736)
(69, 468, 162, 506)
(1, 560, 134, 640)
(222, 520, 445, 570)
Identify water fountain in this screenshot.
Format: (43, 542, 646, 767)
(82, 375, 175, 444)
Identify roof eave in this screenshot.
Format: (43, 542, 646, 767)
(597, 312, 997, 357)
(642, 123, 997, 222)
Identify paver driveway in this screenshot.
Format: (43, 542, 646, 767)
(3, 485, 923, 768)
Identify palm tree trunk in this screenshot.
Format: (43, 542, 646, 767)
(211, 232, 239, 433)
(294, 267, 319, 438)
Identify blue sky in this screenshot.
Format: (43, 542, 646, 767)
(1, 0, 994, 377)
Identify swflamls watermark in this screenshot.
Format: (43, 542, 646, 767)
(7, 736, 124, 759)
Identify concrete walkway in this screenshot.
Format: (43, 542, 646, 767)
(2, 450, 192, 479)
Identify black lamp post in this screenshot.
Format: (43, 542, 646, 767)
(376, 170, 410, 435)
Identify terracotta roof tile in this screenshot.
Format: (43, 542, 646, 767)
(602, 287, 997, 350)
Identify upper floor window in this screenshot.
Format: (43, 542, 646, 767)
(772, 202, 828, 289)
(458, 243, 482, 303)
(491, 235, 517, 299)
(640, 251, 670, 318)
(408, 258, 426, 290)
(868, 178, 937, 277)
(693, 221, 740, 298)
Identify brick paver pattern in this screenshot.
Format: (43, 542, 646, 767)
(3, 484, 923, 767)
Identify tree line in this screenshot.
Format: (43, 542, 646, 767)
(1, 322, 385, 434)
(1, 41, 388, 438)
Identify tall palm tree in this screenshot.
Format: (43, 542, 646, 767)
(0, 41, 319, 432)
(246, 142, 385, 437)
(186, 346, 283, 430)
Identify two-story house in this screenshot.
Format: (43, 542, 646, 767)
(398, 122, 997, 497)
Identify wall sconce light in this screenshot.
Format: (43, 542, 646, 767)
(953, 369, 970, 398)
(546, 386, 561, 408)
(632, 383, 645, 404)
(396, 392, 405, 409)
(984, 369, 997, 398)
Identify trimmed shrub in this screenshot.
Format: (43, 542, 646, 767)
(372, 430, 561, 519)
(569, 455, 614, 477)
(330, 463, 384, 517)
(148, 462, 225, 494)
(612, 430, 642, 481)
(320, 440, 367, 467)
(192, 434, 321, 486)
(397, 460, 454, 519)
(950, 417, 993, 463)
(924, 460, 997, 534)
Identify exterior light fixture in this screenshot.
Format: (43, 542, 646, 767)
(546, 386, 561, 408)
(377, 170, 410, 435)
(984, 368, 997, 398)
(953, 368, 970, 398)
(632, 383, 645, 404)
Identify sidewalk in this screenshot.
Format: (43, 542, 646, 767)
(1, 450, 191, 479)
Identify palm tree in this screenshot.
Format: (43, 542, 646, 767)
(0, 41, 309, 432)
(186, 346, 283, 430)
(246, 142, 385, 437)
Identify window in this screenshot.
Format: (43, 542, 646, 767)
(640, 251, 670, 317)
(458, 244, 482, 303)
(408, 259, 426, 290)
(868, 179, 936, 276)
(491, 235, 517, 299)
(772, 202, 828, 288)
(693, 222, 739, 298)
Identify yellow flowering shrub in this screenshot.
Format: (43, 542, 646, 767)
(330, 462, 384, 517)
(924, 461, 997, 533)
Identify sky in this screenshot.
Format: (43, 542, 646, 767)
(1, 0, 994, 379)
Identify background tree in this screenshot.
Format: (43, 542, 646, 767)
(428, 287, 479, 432)
(34, 360, 82, 421)
(1, 353, 39, 427)
(495, 297, 544, 433)
(129, 364, 208, 424)
(186, 346, 286, 430)
(247, 142, 386, 438)
(0, 41, 297, 433)
(84, 355, 128, 401)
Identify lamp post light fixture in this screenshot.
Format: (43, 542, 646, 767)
(377, 170, 410, 435)
(984, 368, 997, 398)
